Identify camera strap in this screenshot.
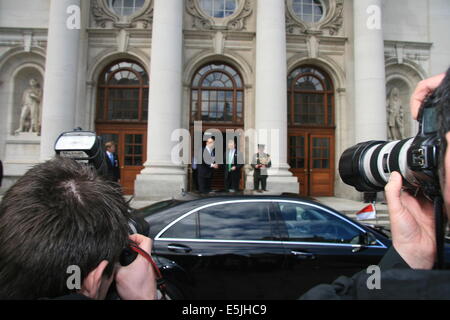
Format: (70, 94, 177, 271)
(434, 196, 446, 270)
(129, 242, 167, 300)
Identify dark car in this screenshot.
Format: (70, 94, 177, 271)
(136, 193, 395, 300)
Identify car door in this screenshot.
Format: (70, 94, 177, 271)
(274, 200, 388, 299)
(154, 200, 286, 300)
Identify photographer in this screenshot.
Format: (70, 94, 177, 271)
(0, 157, 157, 300)
(301, 70, 450, 300)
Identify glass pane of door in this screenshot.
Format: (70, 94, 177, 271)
(311, 137, 330, 169)
(124, 134, 144, 166)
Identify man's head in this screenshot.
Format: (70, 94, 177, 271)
(258, 144, 265, 153)
(206, 137, 215, 149)
(105, 141, 116, 154)
(228, 139, 236, 150)
(0, 157, 131, 300)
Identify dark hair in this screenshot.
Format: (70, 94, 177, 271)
(0, 157, 131, 300)
(438, 68, 450, 155)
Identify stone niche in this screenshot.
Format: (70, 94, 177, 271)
(2, 66, 43, 192)
(386, 78, 416, 141)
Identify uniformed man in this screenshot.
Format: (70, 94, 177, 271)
(251, 144, 272, 192)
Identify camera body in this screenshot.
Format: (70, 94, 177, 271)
(54, 129, 108, 178)
(339, 94, 441, 199)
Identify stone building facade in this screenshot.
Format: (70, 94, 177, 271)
(0, 0, 449, 200)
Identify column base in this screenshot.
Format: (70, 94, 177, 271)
(134, 165, 187, 201)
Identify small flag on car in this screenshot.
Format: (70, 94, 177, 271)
(356, 203, 377, 221)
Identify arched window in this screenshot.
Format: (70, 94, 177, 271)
(109, 0, 145, 16)
(199, 0, 238, 18)
(292, 0, 325, 23)
(96, 60, 149, 122)
(190, 63, 244, 124)
(287, 66, 334, 127)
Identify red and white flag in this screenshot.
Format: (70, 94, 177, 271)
(356, 204, 377, 221)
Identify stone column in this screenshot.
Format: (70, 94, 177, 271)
(253, 0, 299, 194)
(40, 0, 81, 161)
(134, 0, 186, 200)
(353, 0, 387, 142)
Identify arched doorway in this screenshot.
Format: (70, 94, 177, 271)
(287, 65, 335, 196)
(189, 62, 245, 191)
(95, 60, 149, 195)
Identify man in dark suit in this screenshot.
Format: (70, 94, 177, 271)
(197, 137, 219, 194)
(224, 139, 244, 193)
(105, 141, 120, 183)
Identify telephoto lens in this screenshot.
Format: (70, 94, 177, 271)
(339, 138, 416, 193)
(339, 95, 441, 197)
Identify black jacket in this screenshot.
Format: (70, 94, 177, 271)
(105, 152, 120, 182)
(300, 247, 450, 300)
(224, 149, 244, 176)
(197, 147, 216, 178)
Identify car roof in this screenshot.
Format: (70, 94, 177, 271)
(135, 192, 325, 218)
(165, 192, 321, 207)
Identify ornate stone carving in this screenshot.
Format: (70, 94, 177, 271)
(387, 87, 405, 141)
(186, 0, 253, 31)
(15, 79, 42, 136)
(92, 0, 153, 29)
(286, 0, 344, 36)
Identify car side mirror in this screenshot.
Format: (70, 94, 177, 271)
(357, 233, 368, 245)
(359, 232, 377, 245)
(352, 233, 371, 253)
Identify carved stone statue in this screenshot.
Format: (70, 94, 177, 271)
(15, 78, 42, 135)
(387, 87, 405, 141)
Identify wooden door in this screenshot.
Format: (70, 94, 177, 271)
(97, 125, 147, 195)
(288, 134, 308, 196)
(288, 130, 334, 197)
(309, 134, 334, 196)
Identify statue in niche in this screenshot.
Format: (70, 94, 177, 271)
(15, 78, 42, 136)
(387, 87, 405, 141)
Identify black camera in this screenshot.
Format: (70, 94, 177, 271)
(54, 129, 109, 178)
(339, 94, 441, 199)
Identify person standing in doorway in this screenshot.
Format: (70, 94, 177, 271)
(224, 139, 244, 193)
(197, 137, 219, 194)
(105, 141, 120, 183)
(252, 144, 272, 193)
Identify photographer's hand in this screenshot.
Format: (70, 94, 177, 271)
(115, 234, 157, 300)
(385, 172, 436, 269)
(410, 73, 445, 120)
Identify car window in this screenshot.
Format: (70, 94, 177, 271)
(160, 212, 197, 239)
(277, 202, 363, 244)
(198, 202, 274, 241)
